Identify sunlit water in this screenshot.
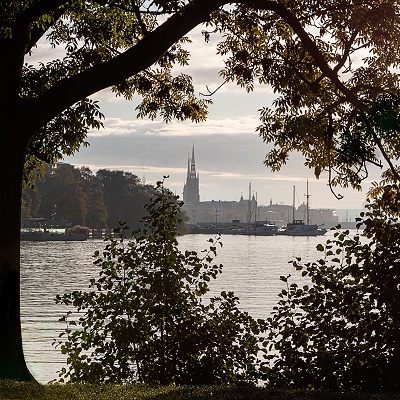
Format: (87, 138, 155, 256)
(20, 231, 346, 383)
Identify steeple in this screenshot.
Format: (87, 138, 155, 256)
(183, 143, 200, 203)
(186, 153, 190, 179)
(190, 143, 196, 177)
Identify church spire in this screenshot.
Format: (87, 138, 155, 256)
(186, 153, 190, 179)
(183, 143, 200, 203)
(190, 143, 196, 177)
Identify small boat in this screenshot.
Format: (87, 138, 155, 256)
(224, 225, 245, 235)
(247, 222, 278, 236)
(278, 219, 319, 236)
(280, 182, 326, 237)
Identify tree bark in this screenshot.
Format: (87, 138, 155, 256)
(0, 126, 33, 380)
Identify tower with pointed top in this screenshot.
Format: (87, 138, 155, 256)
(183, 144, 200, 203)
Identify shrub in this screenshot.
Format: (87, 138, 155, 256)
(55, 179, 264, 384)
(262, 185, 400, 391)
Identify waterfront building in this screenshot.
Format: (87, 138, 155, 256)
(182, 194, 257, 224)
(181, 148, 338, 226)
(258, 201, 338, 227)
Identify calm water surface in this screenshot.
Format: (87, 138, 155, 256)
(20, 231, 343, 383)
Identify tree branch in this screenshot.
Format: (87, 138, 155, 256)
(333, 30, 358, 75)
(26, 0, 236, 131)
(26, 7, 66, 53)
(21, 0, 390, 167)
(360, 112, 400, 182)
(200, 80, 228, 96)
(0, 0, 68, 103)
(13, 0, 68, 29)
(259, 1, 365, 110)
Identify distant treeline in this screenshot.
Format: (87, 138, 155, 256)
(22, 164, 157, 229)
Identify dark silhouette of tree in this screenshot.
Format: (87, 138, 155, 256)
(35, 164, 87, 225)
(22, 166, 153, 228)
(97, 169, 153, 229)
(77, 167, 108, 229)
(2, 0, 400, 380)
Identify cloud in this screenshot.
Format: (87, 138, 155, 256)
(26, 40, 66, 66)
(65, 125, 374, 210)
(27, 25, 374, 210)
(209, 171, 320, 182)
(88, 114, 262, 138)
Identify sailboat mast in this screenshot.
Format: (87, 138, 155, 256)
(255, 192, 257, 223)
(292, 186, 295, 222)
(306, 179, 310, 225)
(247, 182, 252, 225)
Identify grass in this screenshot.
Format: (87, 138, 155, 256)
(2, 381, 400, 400)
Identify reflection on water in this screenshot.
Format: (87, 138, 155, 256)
(20, 232, 336, 383)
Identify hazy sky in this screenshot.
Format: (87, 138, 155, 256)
(34, 26, 382, 210)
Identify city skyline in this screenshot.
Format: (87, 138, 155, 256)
(51, 26, 383, 210)
(63, 117, 376, 210)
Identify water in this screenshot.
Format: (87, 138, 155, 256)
(20, 231, 340, 383)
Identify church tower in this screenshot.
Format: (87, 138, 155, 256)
(183, 144, 200, 203)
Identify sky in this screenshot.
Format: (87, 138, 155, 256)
(32, 25, 382, 210)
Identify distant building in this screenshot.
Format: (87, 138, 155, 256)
(183, 194, 257, 224)
(181, 149, 338, 226)
(335, 209, 366, 223)
(259, 202, 338, 227)
(182, 144, 200, 204)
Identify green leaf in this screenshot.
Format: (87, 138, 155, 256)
(316, 243, 324, 251)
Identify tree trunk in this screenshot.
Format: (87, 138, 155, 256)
(0, 129, 33, 380)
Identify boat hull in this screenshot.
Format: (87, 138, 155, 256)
(278, 222, 321, 236)
(20, 232, 88, 241)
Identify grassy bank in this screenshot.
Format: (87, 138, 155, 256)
(2, 381, 400, 400)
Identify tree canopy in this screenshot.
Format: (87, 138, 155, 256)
(212, 2, 400, 192)
(22, 165, 156, 229)
(3, 0, 400, 188)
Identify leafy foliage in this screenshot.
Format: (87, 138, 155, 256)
(22, 165, 160, 229)
(23, 99, 104, 188)
(6, 0, 400, 384)
(34, 164, 88, 225)
(262, 185, 400, 391)
(210, 2, 400, 191)
(367, 162, 400, 217)
(54, 179, 264, 384)
(95, 169, 156, 229)
(5, 1, 210, 188)
(5, 1, 400, 189)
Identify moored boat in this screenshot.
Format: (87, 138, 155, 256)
(21, 225, 89, 241)
(277, 221, 327, 236)
(246, 222, 278, 236)
(279, 182, 326, 237)
(223, 221, 278, 236)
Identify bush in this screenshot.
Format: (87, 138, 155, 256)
(55, 179, 264, 384)
(262, 185, 400, 391)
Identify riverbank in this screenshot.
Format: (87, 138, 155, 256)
(1, 381, 400, 400)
